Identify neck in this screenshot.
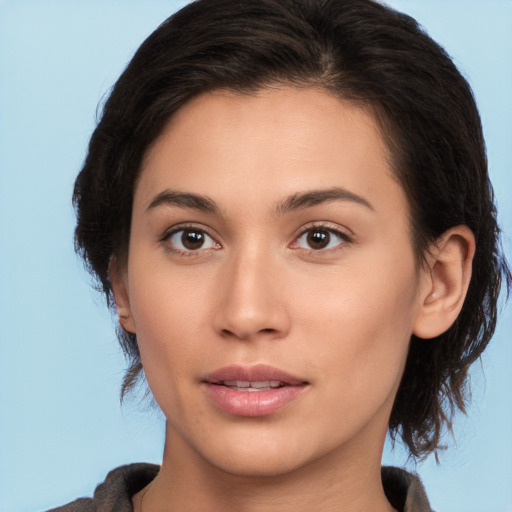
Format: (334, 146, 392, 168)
(135, 422, 396, 512)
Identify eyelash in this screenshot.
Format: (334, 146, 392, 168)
(161, 224, 220, 256)
(160, 222, 352, 257)
(291, 222, 352, 254)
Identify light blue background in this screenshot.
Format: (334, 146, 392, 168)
(0, 1, 511, 511)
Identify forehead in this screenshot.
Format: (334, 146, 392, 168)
(137, 86, 407, 220)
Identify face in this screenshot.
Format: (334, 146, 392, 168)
(113, 87, 429, 477)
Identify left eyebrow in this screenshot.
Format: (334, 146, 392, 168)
(275, 187, 374, 215)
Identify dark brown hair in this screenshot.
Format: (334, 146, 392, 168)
(73, 0, 510, 459)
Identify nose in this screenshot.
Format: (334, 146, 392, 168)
(213, 248, 291, 341)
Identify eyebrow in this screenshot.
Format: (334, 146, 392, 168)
(275, 187, 374, 214)
(146, 190, 219, 213)
(146, 186, 374, 215)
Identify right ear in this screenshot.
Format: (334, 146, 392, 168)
(109, 257, 136, 334)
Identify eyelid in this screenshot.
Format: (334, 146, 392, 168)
(159, 221, 352, 255)
(290, 221, 353, 251)
(160, 223, 222, 253)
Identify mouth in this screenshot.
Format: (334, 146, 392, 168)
(215, 380, 290, 392)
(203, 364, 307, 385)
(202, 364, 309, 417)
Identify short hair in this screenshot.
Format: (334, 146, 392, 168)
(73, 0, 510, 459)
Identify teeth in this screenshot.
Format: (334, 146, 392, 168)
(223, 380, 249, 387)
(221, 380, 283, 390)
(252, 381, 281, 388)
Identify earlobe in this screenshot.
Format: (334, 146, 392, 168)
(109, 257, 136, 334)
(413, 225, 475, 340)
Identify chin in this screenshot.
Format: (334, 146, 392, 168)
(191, 425, 329, 479)
(207, 450, 311, 479)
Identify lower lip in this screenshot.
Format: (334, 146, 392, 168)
(203, 383, 308, 417)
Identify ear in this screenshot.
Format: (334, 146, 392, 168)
(109, 257, 136, 334)
(413, 225, 475, 340)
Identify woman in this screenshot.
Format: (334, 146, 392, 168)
(50, 0, 509, 510)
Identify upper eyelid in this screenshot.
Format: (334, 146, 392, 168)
(159, 220, 352, 247)
(290, 223, 354, 253)
(162, 226, 221, 255)
(161, 222, 218, 240)
(293, 221, 353, 239)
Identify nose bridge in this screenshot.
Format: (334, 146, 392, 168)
(213, 241, 289, 340)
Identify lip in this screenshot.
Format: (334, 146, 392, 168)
(204, 364, 307, 385)
(202, 364, 309, 417)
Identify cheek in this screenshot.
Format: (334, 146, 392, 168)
(293, 247, 419, 399)
(126, 263, 214, 398)
(129, 254, 212, 338)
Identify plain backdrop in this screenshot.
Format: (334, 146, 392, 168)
(0, 1, 511, 511)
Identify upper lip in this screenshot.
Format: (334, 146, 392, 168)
(203, 364, 307, 386)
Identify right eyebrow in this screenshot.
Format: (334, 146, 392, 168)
(146, 189, 219, 214)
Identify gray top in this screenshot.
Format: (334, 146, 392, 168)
(47, 463, 433, 512)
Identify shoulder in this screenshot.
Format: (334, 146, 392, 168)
(47, 463, 431, 511)
(46, 463, 160, 512)
(382, 466, 434, 512)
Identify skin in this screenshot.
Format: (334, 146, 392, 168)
(112, 87, 474, 512)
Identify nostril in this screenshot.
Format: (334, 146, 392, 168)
(213, 293, 290, 340)
(220, 326, 278, 340)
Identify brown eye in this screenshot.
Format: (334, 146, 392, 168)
(182, 229, 205, 250)
(167, 228, 218, 252)
(306, 230, 330, 250)
(295, 227, 347, 251)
